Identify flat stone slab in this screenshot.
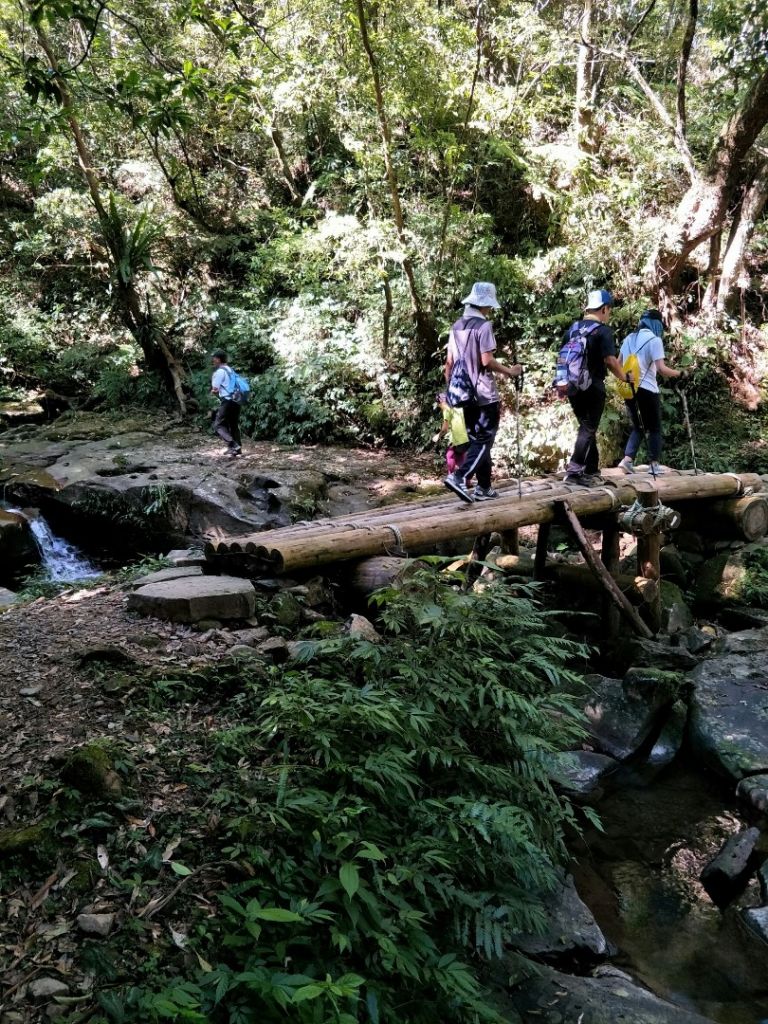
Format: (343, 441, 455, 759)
(689, 651, 768, 779)
(508, 964, 716, 1024)
(0, 587, 19, 610)
(131, 566, 203, 589)
(511, 873, 608, 961)
(127, 575, 255, 623)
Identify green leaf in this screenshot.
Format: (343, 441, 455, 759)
(170, 862, 193, 877)
(292, 984, 325, 1003)
(339, 861, 360, 899)
(253, 907, 303, 922)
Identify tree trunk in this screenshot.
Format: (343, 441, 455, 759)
(354, 0, 437, 369)
(33, 20, 187, 412)
(715, 159, 768, 313)
(574, 0, 598, 153)
(648, 67, 768, 311)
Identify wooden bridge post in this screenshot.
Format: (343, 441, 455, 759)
(534, 523, 551, 581)
(636, 489, 662, 633)
(500, 529, 520, 555)
(556, 500, 653, 639)
(601, 522, 621, 639)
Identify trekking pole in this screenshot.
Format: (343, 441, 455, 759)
(510, 324, 523, 500)
(514, 369, 523, 500)
(629, 379, 656, 481)
(678, 384, 699, 475)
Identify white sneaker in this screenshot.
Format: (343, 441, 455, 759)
(649, 462, 667, 475)
(618, 457, 634, 474)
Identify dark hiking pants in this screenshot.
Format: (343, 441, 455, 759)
(625, 388, 662, 463)
(453, 402, 500, 490)
(213, 399, 241, 450)
(566, 384, 605, 476)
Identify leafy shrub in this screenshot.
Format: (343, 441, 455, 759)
(104, 568, 590, 1024)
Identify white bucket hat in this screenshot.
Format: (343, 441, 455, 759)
(462, 281, 501, 309)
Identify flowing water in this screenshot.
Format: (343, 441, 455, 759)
(4, 506, 101, 583)
(573, 762, 768, 1024)
(26, 514, 101, 581)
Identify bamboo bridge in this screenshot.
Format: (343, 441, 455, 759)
(205, 469, 768, 638)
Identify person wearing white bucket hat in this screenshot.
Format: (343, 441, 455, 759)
(443, 282, 522, 503)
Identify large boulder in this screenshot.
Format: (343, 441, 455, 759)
(693, 541, 768, 609)
(511, 873, 608, 962)
(583, 669, 678, 761)
(689, 649, 768, 779)
(128, 575, 255, 623)
(508, 964, 716, 1023)
(0, 509, 39, 578)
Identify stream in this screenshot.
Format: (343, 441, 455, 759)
(573, 760, 768, 1024)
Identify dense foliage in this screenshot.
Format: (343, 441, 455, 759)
(1, 570, 591, 1023)
(1, 1, 767, 461)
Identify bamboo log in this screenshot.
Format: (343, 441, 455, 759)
(209, 473, 763, 573)
(557, 501, 654, 638)
(494, 554, 659, 606)
(674, 495, 768, 542)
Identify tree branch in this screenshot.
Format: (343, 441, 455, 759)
(675, 0, 698, 144)
(586, 39, 698, 181)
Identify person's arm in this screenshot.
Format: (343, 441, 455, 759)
(655, 358, 682, 379)
(605, 354, 628, 383)
(444, 352, 454, 383)
(481, 350, 523, 378)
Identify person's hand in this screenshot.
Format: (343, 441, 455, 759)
(672, 371, 690, 391)
(509, 363, 523, 377)
(431, 432, 441, 445)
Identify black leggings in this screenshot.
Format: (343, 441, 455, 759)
(454, 402, 500, 490)
(567, 385, 605, 475)
(625, 389, 662, 462)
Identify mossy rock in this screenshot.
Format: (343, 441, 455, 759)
(0, 821, 52, 858)
(61, 743, 123, 799)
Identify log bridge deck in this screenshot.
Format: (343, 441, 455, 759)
(206, 469, 768, 637)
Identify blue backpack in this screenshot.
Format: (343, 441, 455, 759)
(554, 321, 600, 395)
(226, 367, 251, 405)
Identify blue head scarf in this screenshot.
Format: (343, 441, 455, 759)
(639, 309, 664, 338)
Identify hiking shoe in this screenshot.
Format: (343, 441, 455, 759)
(649, 462, 667, 476)
(618, 456, 635, 474)
(563, 472, 586, 486)
(473, 486, 499, 501)
(444, 473, 474, 504)
(583, 472, 605, 486)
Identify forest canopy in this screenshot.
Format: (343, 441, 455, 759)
(0, 0, 767, 466)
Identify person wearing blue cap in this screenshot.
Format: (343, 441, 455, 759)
(617, 309, 685, 475)
(562, 289, 627, 486)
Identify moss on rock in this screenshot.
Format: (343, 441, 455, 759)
(61, 743, 123, 799)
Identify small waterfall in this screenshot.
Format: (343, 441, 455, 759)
(7, 508, 101, 582)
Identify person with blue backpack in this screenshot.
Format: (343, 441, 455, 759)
(556, 289, 627, 487)
(617, 309, 686, 475)
(443, 282, 523, 503)
(210, 349, 249, 457)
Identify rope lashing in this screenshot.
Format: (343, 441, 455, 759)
(617, 499, 681, 536)
(383, 523, 407, 557)
(724, 473, 748, 496)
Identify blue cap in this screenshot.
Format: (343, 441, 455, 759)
(585, 289, 614, 310)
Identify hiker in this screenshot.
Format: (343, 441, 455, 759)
(434, 393, 469, 474)
(443, 282, 523, 503)
(617, 309, 685, 475)
(559, 289, 627, 487)
(210, 349, 243, 457)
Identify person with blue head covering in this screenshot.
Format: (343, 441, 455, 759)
(617, 309, 686, 475)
